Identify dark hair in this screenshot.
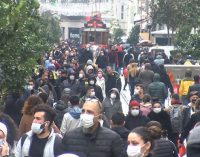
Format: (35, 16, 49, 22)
(131, 127, 153, 144)
(135, 84, 144, 91)
(147, 126, 162, 140)
(143, 94, 151, 103)
(111, 112, 125, 125)
(69, 95, 80, 106)
(189, 91, 199, 98)
(22, 95, 43, 115)
(195, 98, 200, 110)
(33, 104, 56, 126)
(146, 121, 162, 129)
(0, 113, 17, 148)
(185, 69, 192, 77)
(38, 92, 48, 104)
(86, 85, 94, 92)
(171, 93, 179, 100)
(194, 75, 199, 83)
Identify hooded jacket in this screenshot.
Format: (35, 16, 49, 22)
(102, 88, 122, 120)
(60, 106, 81, 135)
(147, 73, 168, 104)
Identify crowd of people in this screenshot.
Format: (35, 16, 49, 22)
(0, 40, 200, 157)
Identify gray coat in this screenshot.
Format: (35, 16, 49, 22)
(102, 88, 122, 120)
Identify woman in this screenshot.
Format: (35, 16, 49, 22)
(148, 101, 174, 143)
(102, 88, 122, 122)
(0, 122, 9, 156)
(127, 59, 138, 96)
(96, 69, 106, 98)
(147, 122, 178, 157)
(18, 95, 43, 138)
(127, 127, 153, 157)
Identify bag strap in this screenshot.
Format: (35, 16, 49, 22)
(21, 134, 28, 148)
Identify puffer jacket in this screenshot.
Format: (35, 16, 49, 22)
(147, 73, 168, 104)
(151, 138, 178, 157)
(62, 126, 123, 157)
(102, 88, 122, 120)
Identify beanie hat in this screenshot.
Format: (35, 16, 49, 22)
(129, 100, 140, 107)
(0, 122, 7, 137)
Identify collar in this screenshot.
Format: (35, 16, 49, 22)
(82, 123, 101, 140)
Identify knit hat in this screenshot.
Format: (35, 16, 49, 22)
(0, 122, 7, 137)
(63, 88, 71, 95)
(129, 100, 140, 107)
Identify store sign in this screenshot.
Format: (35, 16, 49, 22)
(68, 28, 80, 40)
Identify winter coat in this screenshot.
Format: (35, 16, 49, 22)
(179, 78, 194, 96)
(147, 73, 168, 104)
(61, 79, 80, 96)
(111, 127, 130, 143)
(102, 89, 122, 120)
(180, 106, 192, 133)
(180, 111, 200, 143)
(125, 113, 150, 130)
(95, 55, 108, 69)
(105, 72, 122, 95)
(138, 69, 154, 92)
(187, 125, 200, 157)
(148, 110, 174, 142)
(16, 129, 62, 157)
(96, 77, 106, 98)
(53, 100, 69, 129)
(151, 138, 178, 157)
(60, 106, 81, 135)
(62, 125, 124, 157)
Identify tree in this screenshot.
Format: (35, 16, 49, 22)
(127, 25, 140, 46)
(0, 0, 61, 92)
(150, 0, 181, 45)
(113, 28, 124, 44)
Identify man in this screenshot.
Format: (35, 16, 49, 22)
(62, 99, 124, 157)
(105, 66, 122, 95)
(131, 84, 145, 103)
(147, 73, 168, 106)
(16, 104, 62, 157)
(187, 75, 200, 98)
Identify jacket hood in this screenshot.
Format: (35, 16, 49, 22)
(153, 73, 160, 81)
(108, 88, 120, 99)
(54, 100, 68, 111)
(69, 106, 81, 119)
(112, 127, 130, 139)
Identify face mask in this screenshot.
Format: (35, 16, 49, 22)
(97, 73, 103, 78)
(89, 80, 95, 85)
(110, 93, 117, 99)
(131, 109, 140, 116)
(90, 91, 95, 97)
(127, 145, 143, 157)
(134, 89, 140, 95)
(27, 85, 33, 91)
(0, 139, 3, 147)
(153, 108, 161, 113)
(31, 122, 45, 134)
(192, 99, 197, 104)
(80, 114, 94, 128)
(79, 73, 84, 78)
(69, 75, 75, 80)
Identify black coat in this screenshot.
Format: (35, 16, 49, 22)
(151, 138, 178, 157)
(148, 110, 174, 142)
(125, 113, 150, 131)
(62, 126, 124, 157)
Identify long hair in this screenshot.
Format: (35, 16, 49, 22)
(21, 95, 43, 115)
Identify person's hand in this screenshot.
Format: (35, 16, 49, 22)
(0, 141, 9, 156)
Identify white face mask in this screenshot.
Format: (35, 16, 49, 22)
(90, 91, 95, 97)
(110, 93, 117, 99)
(127, 145, 143, 157)
(27, 85, 33, 91)
(131, 109, 140, 116)
(89, 80, 95, 85)
(80, 114, 94, 128)
(153, 108, 161, 113)
(31, 122, 45, 134)
(69, 75, 75, 80)
(134, 89, 140, 95)
(79, 73, 84, 78)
